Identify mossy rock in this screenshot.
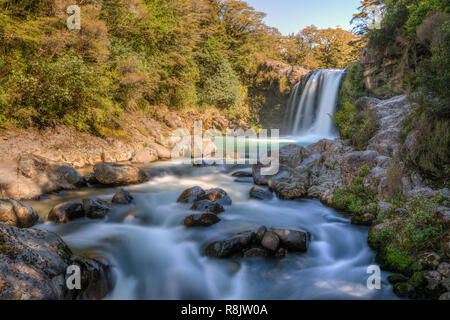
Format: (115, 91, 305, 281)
(387, 274, 409, 284)
(393, 282, 415, 298)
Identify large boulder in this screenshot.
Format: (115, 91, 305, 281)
(177, 186, 206, 204)
(0, 199, 39, 228)
(271, 228, 309, 252)
(184, 213, 221, 227)
(0, 223, 112, 300)
(204, 231, 255, 258)
(0, 154, 84, 200)
(47, 202, 84, 224)
(93, 163, 149, 186)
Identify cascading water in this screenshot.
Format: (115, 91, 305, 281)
(284, 69, 345, 138)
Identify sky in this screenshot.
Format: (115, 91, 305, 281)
(245, 0, 362, 35)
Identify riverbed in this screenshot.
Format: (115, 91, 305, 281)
(26, 159, 398, 300)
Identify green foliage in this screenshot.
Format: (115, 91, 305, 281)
(332, 166, 378, 215)
(333, 99, 378, 150)
(369, 194, 447, 276)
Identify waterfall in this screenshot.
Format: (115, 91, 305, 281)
(284, 69, 345, 138)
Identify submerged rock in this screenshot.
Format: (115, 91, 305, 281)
(112, 188, 133, 204)
(0, 199, 39, 228)
(232, 171, 253, 178)
(243, 248, 270, 258)
(47, 201, 84, 224)
(249, 186, 273, 200)
(190, 200, 224, 214)
(93, 162, 149, 186)
(0, 223, 112, 300)
(184, 213, 221, 227)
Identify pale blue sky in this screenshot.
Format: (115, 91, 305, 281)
(245, 0, 362, 34)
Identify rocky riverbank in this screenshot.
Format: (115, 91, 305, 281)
(251, 95, 449, 300)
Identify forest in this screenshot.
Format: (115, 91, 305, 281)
(0, 0, 363, 131)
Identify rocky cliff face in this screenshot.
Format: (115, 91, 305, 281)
(249, 60, 310, 129)
(256, 95, 448, 205)
(360, 44, 414, 98)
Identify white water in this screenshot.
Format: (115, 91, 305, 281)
(28, 162, 397, 300)
(285, 69, 345, 139)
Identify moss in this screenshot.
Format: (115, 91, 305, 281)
(408, 271, 425, 289)
(387, 274, 409, 284)
(383, 245, 421, 276)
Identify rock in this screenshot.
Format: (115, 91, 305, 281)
(47, 202, 84, 224)
(437, 206, 450, 228)
(111, 188, 133, 204)
(340, 150, 379, 185)
(0, 223, 111, 300)
(271, 228, 309, 252)
(252, 163, 271, 186)
(243, 248, 270, 258)
(351, 213, 376, 226)
(177, 186, 205, 204)
(190, 200, 224, 214)
(274, 247, 287, 258)
(261, 231, 280, 252)
(439, 292, 450, 300)
(418, 252, 441, 270)
(255, 226, 267, 243)
(0, 199, 39, 228)
(437, 262, 450, 278)
(424, 271, 444, 297)
(249, 186, 273, 200)
(198, 188, 232, 206)
(232, 171, 253, 178)
(388, 274, 409, 284)
(0, 154, 84, 200)
(131, 148, 158, 164)
(184, 213, 221, 227)
(93, 162, 149, 186)
(268, 170, 309, 200)
(83, 172, 98, 185)
(204, 231, 255, 258)
(146, 142, 171, 160)
(393, 282, 415, 298)
(82, 199, 110, 219)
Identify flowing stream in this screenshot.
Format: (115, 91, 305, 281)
(27, 161, 397, 300)
(24, 68, 398, 299)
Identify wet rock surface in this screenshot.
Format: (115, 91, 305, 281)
(184, 213, 221, 227)
(204, 226, 309, 259)
(112, 188, 134, 204)
(0, 223, 112, 300)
